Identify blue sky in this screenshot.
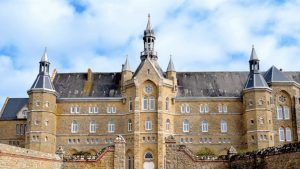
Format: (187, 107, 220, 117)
(1, 0, 300, 107)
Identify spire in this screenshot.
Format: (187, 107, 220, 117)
(122, 55, 131, 71)
(249, 45, 259, 61)
(146, 13, 152, 31)
(167, 55, 175, 72)
(40, 47, 49, 62)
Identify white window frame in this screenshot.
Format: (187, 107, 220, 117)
(183, 120, 189, 132)
(166, 119, 170, 131)
(204, 104, 209, 113)
(199, 104, 204, 113)
(71, 121, 78, 133)
(277, 106, 283, 120)
(222, 105, 227, 113)
(89, 106, 98, 114)
(283, 106, 289, 120)
(218, 104, 223, 113)
(202, 120, 208, 132)
(145, 118, 152, 130)
(143, 96, 148, 110)
(220, 120, 227, 133)
(108, 121, 115, 133)
(279, 127, 285, 142)
(128, 120, 132, 132)
(149, 96, 155, 111)
(185, 104, 190, 113)
(286, 127, 292, 141)
(89, 121, 96, 133)
(129, 97, 133, 112)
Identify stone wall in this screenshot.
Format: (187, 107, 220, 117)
(230, 142, 300, 169)
(0, 143, 62, 169)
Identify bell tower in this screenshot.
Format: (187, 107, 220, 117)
(26, 48, 57, 153)
(141, 14, 157, 61)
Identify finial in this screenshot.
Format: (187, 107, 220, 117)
(250, 45, 258, 61)
(146, 13, 152, 30)
(41, 47, 49, 62)
(123, 55, 131, 71)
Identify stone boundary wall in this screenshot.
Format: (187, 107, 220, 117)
(0, 143, 62, 169)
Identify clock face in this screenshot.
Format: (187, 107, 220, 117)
(144, 85, 153, 94)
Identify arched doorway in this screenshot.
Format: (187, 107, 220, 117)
(143, 152, 154, 169)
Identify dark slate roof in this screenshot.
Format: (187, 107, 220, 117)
(51, 71, 300, 98)
(53, 73, 121, 97)
(244, 72, 269, 89)
(31, 74, 55, 91)
(176, 72, 249, 97)
(0, 98, 28, 120)
(264, 66, 291, 83)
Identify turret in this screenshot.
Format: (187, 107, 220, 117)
(121, 56, 132, 91)
(26, 48, 57, 153)
(243, 46, 274, 150)
(166, 56, 177, 91)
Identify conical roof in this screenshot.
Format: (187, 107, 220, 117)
(167, 56, 175, 72)
(122, 56, 131, 71)
(40, 47, 49, 62)
(250, 45, 259, 61)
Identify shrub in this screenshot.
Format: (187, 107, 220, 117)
(196, 147, 215, 156)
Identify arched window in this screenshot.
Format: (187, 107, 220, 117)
(145, 117, 152, 130)
(183, 119, 189, 132)
(277, 106, 283, 120)
(144, 152, 153, 160)
(108, 120, 115, 133)
(279, 127, 285, 142)
(286, 127, 292, 141)
(283, 106, 289, 119)
(202, 120, 208, 132)
(128, 119, 132, 132)
(220, 120, 227, 133)
(165, 97, 169, 111)
(71, 121, 78, 133)
(149, 96, 155, 110)
(166, 119, 170, 131)
(89, 121, 96, 133)
(143, 96, 148, 110)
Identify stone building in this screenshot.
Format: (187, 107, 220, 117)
(1, 15, 300, 169)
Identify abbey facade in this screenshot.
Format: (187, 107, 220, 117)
(0, 16, 300, 169)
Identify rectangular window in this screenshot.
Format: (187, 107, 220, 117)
(70, 106, 80, 113)
(204, 105, 209, 113)
(143, 97, 148, 110)
(145, 120, 152, 130)
(89, 107, 98, 114)
(200, 105, 204, 113)
(286, 128, 292, 141)
(283, 106, 289, 119)
(279, 128, 285, 141)
(108, 123, 115, 133)
(149, 98, 155, 111)
(218, 105, 223, 113)
(128, 122, 132, 132)
(129, 98, 133, 112)
(185, 105, 190, 113)
(223, 105, 227, 113)
(16, 124, 20, 135)
(277, 106, 283, 120)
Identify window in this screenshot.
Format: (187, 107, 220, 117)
(145, 117, 152, 130)
(20, 124, 24, 135)
(22, 111, 27, 118)
(204, 104, 209, 113)
(144, 152, 153, 160)
(149, 96, 155, 110)
(16, 124, 20, 135)
(90, 121, 96, 133)
(108, 121, 115, 133)
(70, 106, 80, 114)
(220, 120, 227, 133)
(286, 127, 292, 141)
(166, 119, 170, 131)
(181, 104, 190, 113)
(279, 127, 285, 142)
(219, 104, 227, 113)
(183, 119, 189, 132)
(128, 119, 132, 132)
(277, 106, 283, 120)
(71, 121, 78, 133)
(143, 96, 148, 110)
(107, 106, 116, 113)
(89, 106, 98, 113)
(283, 106, 289, 119)
(199, 104, 209, 113)
(202, 120, 208, 132)
(200, 104, 205, 113)
(129, 97, 133, 111)
(165, 98, 169, 111)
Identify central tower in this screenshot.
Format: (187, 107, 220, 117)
(141, 14, 157, 61)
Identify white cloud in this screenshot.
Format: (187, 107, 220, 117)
(1, 0, 300, 107)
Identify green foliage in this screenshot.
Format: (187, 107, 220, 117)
(73, 151, 91, 156)
(196, 147, 215, 156)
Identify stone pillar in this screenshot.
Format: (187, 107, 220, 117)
(165, 135, 177, 169)
(114, 135, 126, 169)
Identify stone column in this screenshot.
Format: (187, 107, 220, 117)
(165, 135, 177, 169)
(114, 135, 126, 169)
